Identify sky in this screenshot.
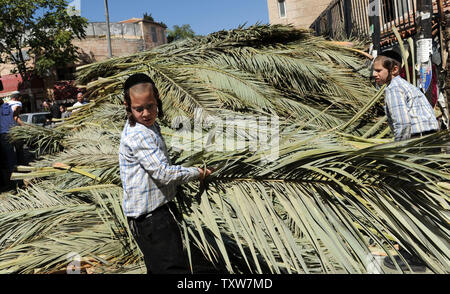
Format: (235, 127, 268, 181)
(80, 0, 270, 36)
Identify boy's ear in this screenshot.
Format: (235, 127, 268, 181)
(392, 64, 400, 75)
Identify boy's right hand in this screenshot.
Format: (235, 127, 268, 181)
(198, 167, 213, 181)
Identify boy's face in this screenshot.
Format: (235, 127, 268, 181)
(128, 88, 158, 127)
(372, 59, 390, 86)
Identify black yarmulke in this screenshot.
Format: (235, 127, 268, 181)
(381, 50, 403, 64)
(123, 73, 154, 92)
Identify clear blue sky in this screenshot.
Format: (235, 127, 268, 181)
(80, 0, 269, 36)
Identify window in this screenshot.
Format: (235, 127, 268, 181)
(19, 114, 28, 123)
(160, 29, 166, 43)
(382, 0, 395, 22)
(56, 67, 75, 80)
(278, 0, 286, 18)
(32, 114, 47, 125)
(382, 0, 412, 23)
(151, 27, 158, 43)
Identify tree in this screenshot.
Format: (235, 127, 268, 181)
(142, 12, 167, 28)
(167, 24, 196, 43)
(142, 12, 154, 22)
(0, 0, 87, 107)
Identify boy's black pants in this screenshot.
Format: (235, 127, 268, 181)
(127, 202, 189, 274)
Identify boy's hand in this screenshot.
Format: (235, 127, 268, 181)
(198, 167, 214, 181)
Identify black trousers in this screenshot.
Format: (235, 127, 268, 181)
(127, 202, 224, 274)
(127, 202, 190, 274)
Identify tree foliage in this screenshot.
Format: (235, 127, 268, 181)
(167, 24, 196, 43)
(0, 0, 87, 79)
(142, 12, 154, 22)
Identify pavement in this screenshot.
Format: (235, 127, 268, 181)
(368, 246, 433, 274)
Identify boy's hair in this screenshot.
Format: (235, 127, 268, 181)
(123, 73, 164, 126)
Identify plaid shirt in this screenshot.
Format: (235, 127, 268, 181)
(384, 76, 438, 141)
(119, 121, 200, 218)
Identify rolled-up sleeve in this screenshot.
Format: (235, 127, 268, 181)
(130, 131, 200, 185)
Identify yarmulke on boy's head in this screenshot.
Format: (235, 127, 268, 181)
(380, 50, 402, 64)
(123, 73, 155, 93)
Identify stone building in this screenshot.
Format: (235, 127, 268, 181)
(73, 18, 167, 65)
(267, 0, 333, 29)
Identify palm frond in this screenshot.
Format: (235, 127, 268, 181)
(1, 24, 448, 274)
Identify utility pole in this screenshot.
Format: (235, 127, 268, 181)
(104, 0, 113, 58)
(416, 0, 433, 105)
(343, 0, 352, 39)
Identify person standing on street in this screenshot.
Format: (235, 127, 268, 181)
(60, 104, 71, 119)
(0, 92, 24, 187)
(72, 92, 87, 112)
(43, 99, 61, 125)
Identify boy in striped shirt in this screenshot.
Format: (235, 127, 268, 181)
(119, 73, 213, 274)
(372, 51, 438, 141)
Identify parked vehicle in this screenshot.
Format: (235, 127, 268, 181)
(19, 112, 50, 127)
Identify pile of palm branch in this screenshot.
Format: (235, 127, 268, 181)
(1, 24, 449, 274)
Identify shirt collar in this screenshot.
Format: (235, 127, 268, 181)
(130, 120, 161, 134)
(387, 75, 401, 90)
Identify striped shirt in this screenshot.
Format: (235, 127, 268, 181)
(119, 120, 200, 218)
(384, 75, 439, 141)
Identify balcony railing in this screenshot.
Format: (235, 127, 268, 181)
(310, 0, 448, 50)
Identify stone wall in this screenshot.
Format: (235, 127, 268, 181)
(0, 50, 34, 76)
(73, 37, 144, 63)
(267, 0, 332, 29)
(85, 22, 143, 38)
(73, 21, 167, 63)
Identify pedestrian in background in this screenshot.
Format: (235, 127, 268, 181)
(0, 92, 24, 188)
(72, 92, 87, 112)
(60, 104, 71, 119)
(0, 97, 5, 189)
(43, 99, 61, 125)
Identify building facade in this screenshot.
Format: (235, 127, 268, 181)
(73, 18, 167, 64)
(267, 0, 333, 29)
(0, 18, 168, 111)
